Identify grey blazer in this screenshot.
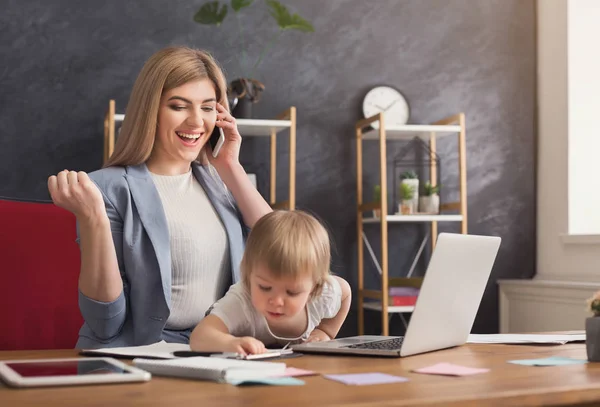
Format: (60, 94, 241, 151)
(76, 163, 247, 349)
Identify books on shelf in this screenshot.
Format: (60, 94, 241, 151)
(388, 287, 420, 306)
(389, 287, 420, 296)
(388, 296, 418, 306)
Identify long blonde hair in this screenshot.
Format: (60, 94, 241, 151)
(105, 46, 228, 167)
(241, 210, 332, 298)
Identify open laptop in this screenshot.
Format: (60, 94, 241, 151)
(292, 233, 501, 357)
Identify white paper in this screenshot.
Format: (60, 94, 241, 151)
(467, 333, 586, 345)
(83, 340, 190, 359)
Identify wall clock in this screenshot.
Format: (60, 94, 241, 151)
(362, 86, 410, 129)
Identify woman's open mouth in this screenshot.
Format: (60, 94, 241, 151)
(176, 131, 202, 147)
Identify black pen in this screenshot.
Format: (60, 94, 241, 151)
(172, 350, 240, 358)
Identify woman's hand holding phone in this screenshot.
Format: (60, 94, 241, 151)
(208, 103, 242, 165)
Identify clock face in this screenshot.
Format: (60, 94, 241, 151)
(362, 86, 410, 129)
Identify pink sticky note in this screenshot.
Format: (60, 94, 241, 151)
(324, 373, 409, 386)
(271, 367, 319, 377)
(413, 363, 489, 376)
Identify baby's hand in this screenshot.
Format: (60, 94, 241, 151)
(306, 328, 331, 343)
(227, 337, 267, 356)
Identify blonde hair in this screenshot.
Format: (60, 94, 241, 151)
(241, 211, 331, 298)
(105, 46, 228, 167)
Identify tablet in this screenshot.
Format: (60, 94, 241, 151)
(0, 357, 151, 388)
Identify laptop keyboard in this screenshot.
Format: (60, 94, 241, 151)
(344, 337, 404, 350)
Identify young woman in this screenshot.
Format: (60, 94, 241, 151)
(48, 46, 271, 348)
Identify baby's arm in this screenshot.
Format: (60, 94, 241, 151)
(309, 276, 352, 341)
(190, 315, 267, 356)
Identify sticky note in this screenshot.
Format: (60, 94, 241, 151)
(508, 356, 587, 366)
(227, 377, 305, 386)
(273, 367, 318, 377)
(412, 363, 490, 376)
(324, 372, 408, 386)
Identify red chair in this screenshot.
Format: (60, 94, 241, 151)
(0, 197, 82, 350)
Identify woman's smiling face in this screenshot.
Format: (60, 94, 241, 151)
(148, 78, 218, 174)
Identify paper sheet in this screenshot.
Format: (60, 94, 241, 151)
(271, 367, 318, 377)
(324, 373, 408, 386)
(227, 377, 305, 386)
(412, 363, 489, 376)
(508, 356, 588, 366)
(467, 333, 585, 345)
(82, 340, 189, 359)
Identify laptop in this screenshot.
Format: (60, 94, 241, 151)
(292, 233, 501, 357)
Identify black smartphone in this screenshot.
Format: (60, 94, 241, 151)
(209, 124, 225, 158)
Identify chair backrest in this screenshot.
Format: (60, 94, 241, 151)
(0, 197, 82, 350)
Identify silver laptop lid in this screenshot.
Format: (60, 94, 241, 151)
(400, 233, 501, 356)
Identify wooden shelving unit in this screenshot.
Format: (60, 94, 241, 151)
(103, 100, 297, 210)
(355, 112, 467, 336)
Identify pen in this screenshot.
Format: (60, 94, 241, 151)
(171, 351, 239, 358)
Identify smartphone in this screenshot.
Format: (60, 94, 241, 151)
(209, 124, 225, 158)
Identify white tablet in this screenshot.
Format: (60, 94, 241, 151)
(0, 357, 151, 388)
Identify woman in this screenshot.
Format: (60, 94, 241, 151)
(48, 46, 272, 348)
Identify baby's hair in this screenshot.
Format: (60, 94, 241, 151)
(241, 210, 331, 297)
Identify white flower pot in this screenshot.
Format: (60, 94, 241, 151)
(398, 200, 414, 215)
(419, 194, 440, 214)
(401, 179, 419, 211)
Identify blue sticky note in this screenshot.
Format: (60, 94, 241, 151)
(324, 373, 409, 386)
(227, 377, 305, 386)
(508, 356, 588, 366)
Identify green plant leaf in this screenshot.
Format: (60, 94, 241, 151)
(400, 170, 418, 180)
(231, 0, 253, 12)
(266, 0, 314, 32)
(194, 1, 228, 25)
(373, 185, 381, 203)
(400, 183, 415, 200)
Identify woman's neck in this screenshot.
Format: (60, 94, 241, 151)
(146, 156, 191, 175)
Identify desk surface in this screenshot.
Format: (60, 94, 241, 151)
(0, 343, 599, 406)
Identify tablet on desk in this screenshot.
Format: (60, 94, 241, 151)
(0, 357, 151, 388)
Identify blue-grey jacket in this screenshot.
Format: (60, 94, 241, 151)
(76, 163, 247, 349)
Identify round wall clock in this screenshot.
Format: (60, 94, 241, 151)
(362, 86, 410, 129)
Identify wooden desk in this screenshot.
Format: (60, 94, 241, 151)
(1, 343, 599, 406)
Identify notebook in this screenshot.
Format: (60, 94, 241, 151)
(133, 356, 287, 383)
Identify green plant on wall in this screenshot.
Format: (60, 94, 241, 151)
(422, 181, 440, 196)
(400, 170, 418, 180)
(399, 183, 415, 201)
(193, 0, 314, 102)
(373, 185, 381, 203)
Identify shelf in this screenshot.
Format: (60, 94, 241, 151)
(113, 114, 291, 137)
(363, 214, 463, 223)
(236, 119, 292, 137)
(363, 302, 415, 313)
(362, 124, 461, 141)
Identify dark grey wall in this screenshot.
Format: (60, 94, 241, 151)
(0, 0, 536, 334)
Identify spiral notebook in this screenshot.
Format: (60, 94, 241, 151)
(133, 356, 286, 383)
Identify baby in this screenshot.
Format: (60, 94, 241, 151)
(190, 210, 351, 355)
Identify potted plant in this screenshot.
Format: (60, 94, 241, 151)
(400, 170, 419, 212)
(419, 181, 441, 214)
(372, 184, 381, 219)
(398, 183, 415, 215)
(193, 0, 314, 118)
(586, 291, 600, 361)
